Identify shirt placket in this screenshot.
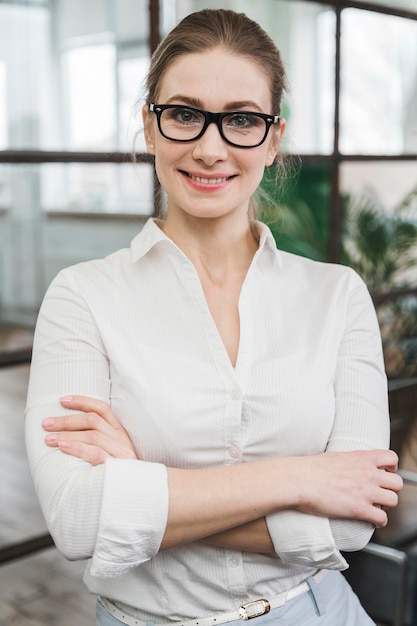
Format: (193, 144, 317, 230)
(223, 270, 254, 595)
(180, 252, 256, 596)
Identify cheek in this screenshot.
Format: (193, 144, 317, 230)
(245, 152, 268, 182)
(153, 148, 181, 192)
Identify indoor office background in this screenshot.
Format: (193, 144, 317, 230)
(0, 0, 416, 624)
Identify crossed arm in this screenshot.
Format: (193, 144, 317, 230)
(42, 395, 402, 554)
(27, 268, 403, 572)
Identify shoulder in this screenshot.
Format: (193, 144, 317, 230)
(276, 248, 365, 292)
(257, 221, 365, 295)
(47, 246, 133, 298)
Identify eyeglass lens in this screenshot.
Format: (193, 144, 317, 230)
(159, 107, 268, 147)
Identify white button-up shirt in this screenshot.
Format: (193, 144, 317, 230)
(25, 218, 389, 621)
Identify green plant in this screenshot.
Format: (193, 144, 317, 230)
(342, 185, 417, 292)
(259, 163, 330, 261)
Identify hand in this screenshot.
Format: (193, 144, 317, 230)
(42, 395, 138, 465)
(296, 449, 403, 527)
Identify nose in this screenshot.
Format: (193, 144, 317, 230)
(192, 121, 228, 165)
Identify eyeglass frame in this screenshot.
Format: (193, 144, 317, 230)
(148, 103, 280, 149)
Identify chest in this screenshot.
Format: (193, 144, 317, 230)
(101, 274, 340, 468)
(199, 274, 243, 368)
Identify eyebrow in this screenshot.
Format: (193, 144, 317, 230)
(165, 95, 265, 112)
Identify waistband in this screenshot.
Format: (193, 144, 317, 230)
(99, 569, 327, 626)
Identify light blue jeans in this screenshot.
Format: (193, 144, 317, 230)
(96, 571, 376, 626)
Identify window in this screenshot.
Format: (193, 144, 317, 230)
(340, 9, 417, 155)
(0, 61, 7, 150)
(0, 0, 153, 324)
(63, 42, 117, 151)
(1, 0, 417, 383)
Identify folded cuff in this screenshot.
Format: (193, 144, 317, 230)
(91, 459, 168, 578)
(266, 511, 348, 570)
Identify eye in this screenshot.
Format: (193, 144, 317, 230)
(226, 113, 260, 129)
(170, 107, 201, 125)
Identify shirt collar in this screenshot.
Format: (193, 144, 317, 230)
(253, 220, 278, 254)
(130, 218, 177, 262)
(130, 217, 278, 263)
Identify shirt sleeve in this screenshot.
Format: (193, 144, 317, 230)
(25, 269, 169, 577)
(266, 269, 390, 569)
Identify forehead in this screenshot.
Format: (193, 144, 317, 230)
(158, 48, 272, 110)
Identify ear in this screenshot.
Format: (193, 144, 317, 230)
(265, 118, 286, 166)
(142, 104, 156, 155)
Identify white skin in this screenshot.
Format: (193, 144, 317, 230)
(42, 48, 403, 553)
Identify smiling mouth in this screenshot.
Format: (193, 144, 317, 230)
(183, 172, 233, 185)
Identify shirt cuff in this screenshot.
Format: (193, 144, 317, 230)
(330, 518, 375, 551)
(90, 459, 168, 578)
(266, 511, 348, 570)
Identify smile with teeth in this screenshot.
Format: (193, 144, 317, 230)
(186, 172, 231, 184)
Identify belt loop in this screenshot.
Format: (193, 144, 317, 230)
(306, 573, 326, 616)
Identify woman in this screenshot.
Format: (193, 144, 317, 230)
(25, 9, 402, 626)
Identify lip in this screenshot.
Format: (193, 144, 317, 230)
(180, 170, 236, 191)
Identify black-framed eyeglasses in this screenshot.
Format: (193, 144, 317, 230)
(149, 103, 280, 149)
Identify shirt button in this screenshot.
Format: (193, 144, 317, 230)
(228, 555, 240, 567)
(231, 389, 241, 400)
(229, 445, 240, 459)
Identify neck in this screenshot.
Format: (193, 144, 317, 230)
(161, 211, 259, 273)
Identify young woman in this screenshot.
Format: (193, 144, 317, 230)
(25, 9, 402, 626)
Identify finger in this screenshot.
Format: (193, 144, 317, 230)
(374, 449, 399, 472)
(350, 499, 388, 528)
(372, 507, 388, 528)
(44, 429, 138, 460)
(376, 487, 399, 511)
(59, 395, 121, 429)
(379, 469, 403, 493)
(390, 473, 403, 492)
(43, 412, 114, 435)
(57, 439, 110, 466)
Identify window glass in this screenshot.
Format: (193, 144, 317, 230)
(169, 0, 335, 155)
(340, 9, 417, 154)
(119, 55, 150, 152)
(0, 4, 56, 149)
(377, 294, 417, 380)
(0, 0, 150, 152)
(0, 60, 7, 149)
(0, 163, 151, 323)
(261, 162, 331, 261)
(341, 161, 417, 380)
(341, 161, 417, 290)
(40, 162, 154, 215)
(114, 0, 148, 41)
(63, 43, 116, 150)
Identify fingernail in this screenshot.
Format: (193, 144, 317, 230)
(60, 395, 73, 404)
(45, 433, 57, 442)
(42, 418, 55, 428)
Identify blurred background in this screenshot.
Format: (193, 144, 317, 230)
(1, 0, 417, 379)
(0, 1, 416, 625)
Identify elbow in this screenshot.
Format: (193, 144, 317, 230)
(36, 472, 100, 562)
(30, 458, 102, 561)
(46, 516, 94, 561)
